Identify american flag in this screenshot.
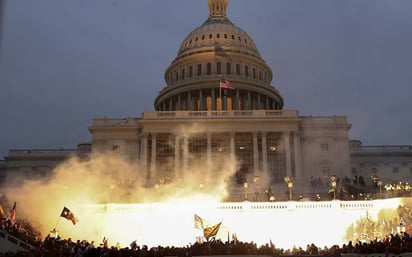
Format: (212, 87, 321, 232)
(194, 214, 205, 229)
(220, 77, 234, 90)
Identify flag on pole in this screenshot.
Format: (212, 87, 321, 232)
(220, 77, 234, 90)
(60, 206, 78, 225)
(0, 204, 5, 218)
(194, 214, 205, 229)
(203, 221, 222, 240)
(9, 202, 16, 221)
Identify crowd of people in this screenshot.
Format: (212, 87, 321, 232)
(308, 175, 411, 201)
(2, 226, 412, 257)
(1, 176, 412, 256)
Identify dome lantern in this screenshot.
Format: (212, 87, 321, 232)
(208, 0, 228, 17)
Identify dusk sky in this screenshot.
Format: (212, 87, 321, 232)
(1, 0, 411, 159)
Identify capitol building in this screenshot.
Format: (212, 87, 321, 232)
(1, 0, 411, 201)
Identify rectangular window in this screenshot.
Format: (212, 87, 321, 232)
(197, 64, 202, 76)
(207, 63, 212, 75)
(236, 64, 241, 75)
(393, 167, 399, 173)
(321, 167, 331, 176)
(112, 145, 120, 153)
(321, 143, 329, 151)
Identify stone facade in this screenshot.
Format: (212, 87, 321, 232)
(1, 0, 411, 199)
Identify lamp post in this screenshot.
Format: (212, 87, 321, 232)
(284, 176, 293, 201)
(377, 179, 383, 197)
(244, 182, 248, 201)
(330, 175, 337, 200)
(288, 182, 293, 201)
(253, 176, 259, 201)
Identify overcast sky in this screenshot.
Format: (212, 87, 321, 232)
(1, 0, 411, 159)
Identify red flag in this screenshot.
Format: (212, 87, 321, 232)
(60, 207, 78, 225)
(9, 202, 16, 221)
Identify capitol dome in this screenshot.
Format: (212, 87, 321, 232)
(154, 0, 284, 112)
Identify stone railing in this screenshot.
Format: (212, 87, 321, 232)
(92, 118, 139, 127)
(352, 145, 412, 152)
(83, 199, 383, 214)
(142, 109, 299, 119)
(302, 115, 349, 125)
(7, 149, 78, 156)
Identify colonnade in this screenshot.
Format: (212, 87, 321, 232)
(156, 88, 281, 111)
(138, 130, 303, 185)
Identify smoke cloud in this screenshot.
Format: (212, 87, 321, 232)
(5, 124, 241, 245)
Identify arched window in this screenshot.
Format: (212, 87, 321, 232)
(217, 62, 221, 75)
(207, 63, 212, 75)
(182, 68, 185, 80)
(245, 66, 249, 77)
(227, 63, 231, 75)
(197, 64, 202, 76)
(236, 64, 240, 75)
(189, 66, 193, 78)
(259, 71, 262, 80)
(176, 71, 179, 81)
(252, 68, 256, 79)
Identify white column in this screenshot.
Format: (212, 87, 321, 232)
(261, 132, 268, 175)
(183, 137, 189, 177)
(284, 132, 292, 177)
(136, 139, 141, 161)
(141, 134, 148, 178)
(207, 132, 212, 172)
(253, 132, 259, 173)
(174, 135, 180, 179)
(293, 132, 303, 179)
(150, 133, 157, 181)
(230, 133, 235, 160)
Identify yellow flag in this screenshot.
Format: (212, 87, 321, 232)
(203, 222, 222, 240)
(0, 204, 5, 218)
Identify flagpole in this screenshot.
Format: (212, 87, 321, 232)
(220, 86, 222, 110)
(219, 78, 222, 111)
(53, 216, 61, 231)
